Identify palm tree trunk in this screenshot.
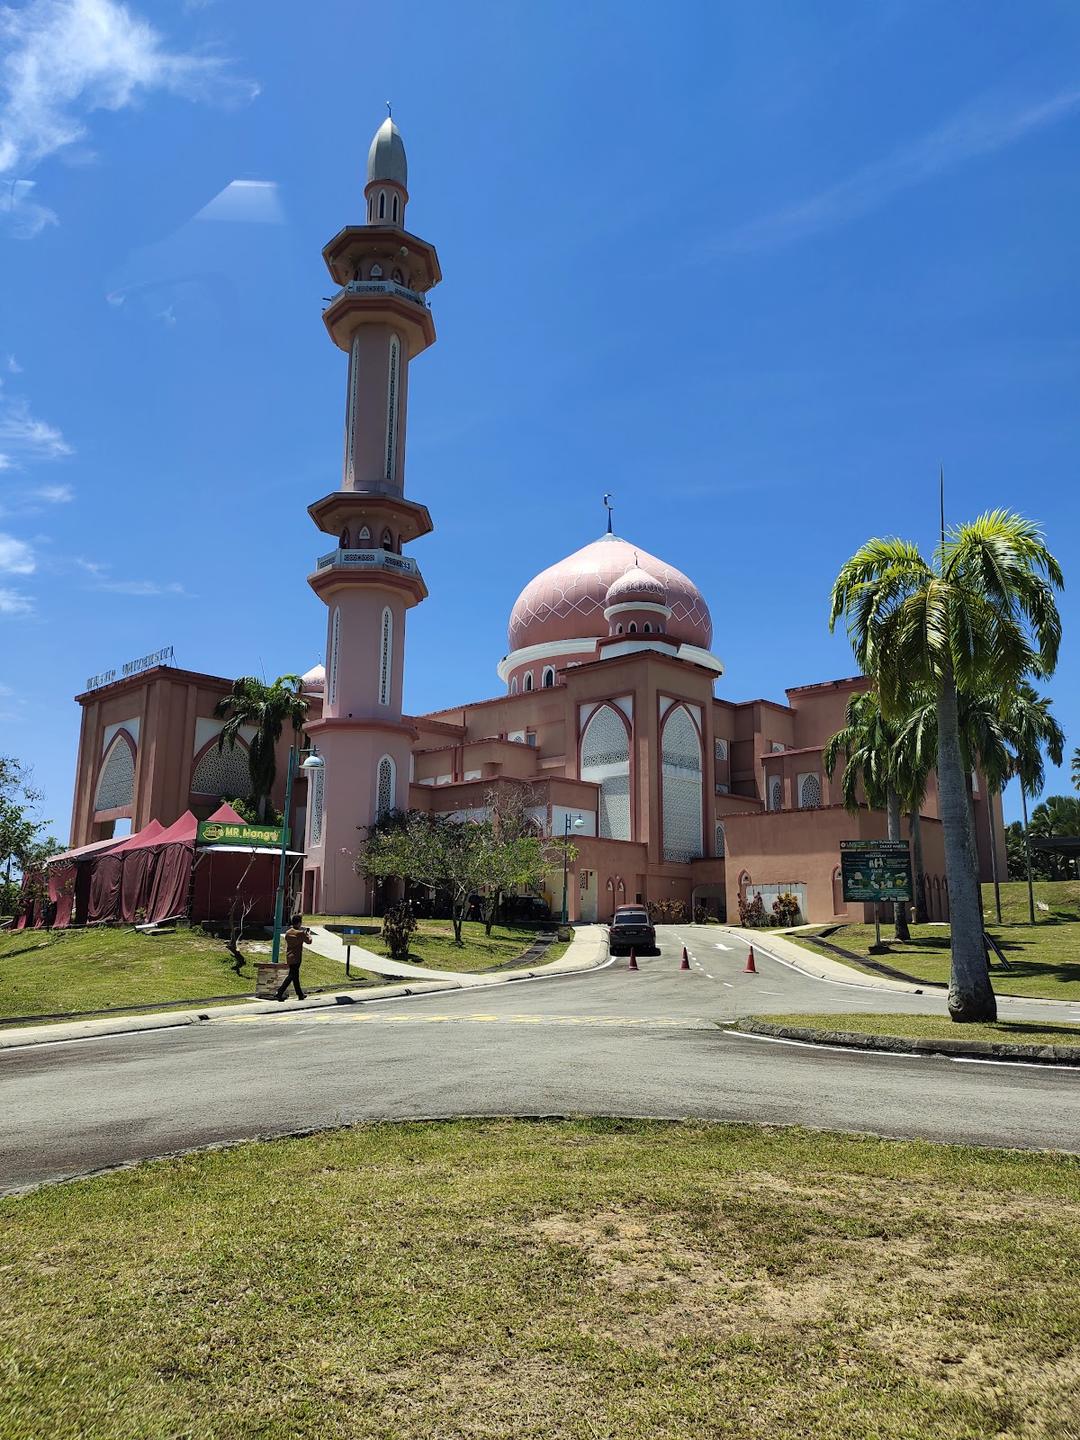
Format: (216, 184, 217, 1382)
(909, 811, 929, 924)
(886, 788, 911, 941)
(937, 672, 996, 1022)
(1020, 784, 1036, 925)
(989, 786, 1002, 925)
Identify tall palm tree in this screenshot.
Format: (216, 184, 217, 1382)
(823, 688, 911, 941)
(830, 510, 1063, 1023)
(1028, 795, 1080, 881)
(213, 675, 308, 822)
(1000, 683, 1065, 920)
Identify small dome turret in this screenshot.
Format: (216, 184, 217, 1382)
(605, 564, 667, 606)
(367, 117, 408, 187)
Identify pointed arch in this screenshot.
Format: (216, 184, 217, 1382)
(661, 705, 703, 861)
(309, 762, 325, 846)
(542, 665, 555, 688)
(328, 606, 341, 708)
(94, 729, 136, 813)
(385, 334, 401, 484)
(715, 822, 726, 858)
(376, 755, 396, 820)
(580, 703, 631, 840)
(191, 733, 250, 799)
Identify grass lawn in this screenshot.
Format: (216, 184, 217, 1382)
(737, 1012, 1080, 1049)
(3, 1120, 1079, 1439)
(308, 915, 570, 973)
(790, 920, 1080, 1001)
(981, 878, 1080, 924)
(0, 926, 370, 1023)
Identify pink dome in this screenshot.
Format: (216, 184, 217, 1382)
(508, 536, 711, 652)
(605, 564, 667, 606)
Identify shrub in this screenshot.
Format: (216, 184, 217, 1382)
(772, 892, 801, 927)
(693, 902, 709, 924)
(645, 898, 688, 923)
(382, 901, 417, 960)
(738, 891, 769, 928)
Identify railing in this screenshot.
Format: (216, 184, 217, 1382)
(315, 546, 420, 576)
(328, 279, 429, 309)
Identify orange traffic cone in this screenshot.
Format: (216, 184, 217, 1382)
(680, 946, 691, 970)
(628, 948, 639, 971)
(744, 945, 757, 974)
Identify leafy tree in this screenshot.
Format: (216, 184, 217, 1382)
(361, 812, 489, 944)
(1028, 796, 1080, 880)
(1072, 747, 1080, 795)
(0, 757, 54, 917)
(212, 676, 308, 822)
(830, 510, 1063, 1023)
(476, 783, 570, 935)
(823, 689, 912, 941)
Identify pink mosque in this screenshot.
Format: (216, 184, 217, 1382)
(68, 118, 1006, 924)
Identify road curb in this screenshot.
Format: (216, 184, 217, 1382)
(730, 1018, 1080, 1066)
(0, 931, 610, 1051)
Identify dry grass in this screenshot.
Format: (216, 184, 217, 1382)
(2, 1120, 1079, 1438)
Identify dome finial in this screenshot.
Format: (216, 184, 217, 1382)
(603, 491, 614, 536)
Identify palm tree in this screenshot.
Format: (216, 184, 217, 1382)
(823, 689, 911, 941)
(1000, 683, 1065, 920)
(829, 510, 1063, 1023)
(1071, 747, 1080, 795)
(213, 675, 308, 822)
(1028, 795, 1080, 882)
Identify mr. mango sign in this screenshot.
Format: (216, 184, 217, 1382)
(196, 821, 285, 849)
(840, 839, 913, 904)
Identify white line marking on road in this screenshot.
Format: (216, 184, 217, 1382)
(723, 1029, 921, 1059)
(948, 1055, 1080, 1072)
(714, 943, 733, 951)
(722, 982, 734, 989)
(705, 974, 714, 980)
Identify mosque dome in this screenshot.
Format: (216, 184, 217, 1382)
(605, 564, 667, 607)
(507, 535, 712, 653)
(367, 118, 408, 188)
(300, 663, 325, 693)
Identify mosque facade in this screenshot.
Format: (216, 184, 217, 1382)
(68, 119, 1006, 925)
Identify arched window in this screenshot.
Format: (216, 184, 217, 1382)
(542, 666, 555, 688)
(309, 763, 325, 846)
(715, 822, 726, 858)
(580, 704, 631, 841)
(381, 527, 393, 550)
(643, 623, 651, 633)
(357, 525, 371, 544)
(523, 672, 534, 692)
(328, 606, 341, 708)
(616, 624, 623, 635)
(191, 736, 249, 800)
(376, 755, 395, 820)
(379, 606, 393, 706)
(714, 738, 728, 762)
(510, 676, 518, 695)
(385, 335, 400, 483)
(832, 866, 846, 915)
(378, 190, 386, 219)
(392, 268, 403, 284)
(769, 777, 783, 811)
(344, 336, 361, 485)
(628, 622, 637, 634)
(339, 527, 350, 549)
(799, 773, 821, 809)
(661, 706, 703, 861)
(94, 731, 135, 812)
(392, 194, 399, 224)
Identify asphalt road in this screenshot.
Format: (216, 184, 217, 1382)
(3, 926, 1078, 1193)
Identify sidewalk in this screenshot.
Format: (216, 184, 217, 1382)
(0, 925, 610, 1052)
(717, 925, 930, 994)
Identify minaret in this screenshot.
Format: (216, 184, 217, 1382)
(303, 117, 441, 914)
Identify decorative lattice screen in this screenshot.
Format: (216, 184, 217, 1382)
(580, 705, 630, 840)
(661, 707, 702, 861)
(94, 735, 134, 812)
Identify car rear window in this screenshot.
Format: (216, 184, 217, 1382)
(613, 911, 650, 925)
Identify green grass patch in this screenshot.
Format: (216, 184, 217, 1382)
(0, 926, 369, 1023)
(2, 1119, 1079, 1438)
(307, 915, 570, 973)
(739, 1012, 1080, 1048)
(981, 878, 1080, 924)
(790, 920, 1080, 1001)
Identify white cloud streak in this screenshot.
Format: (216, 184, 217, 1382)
(0, 585, 33, 615)
(0, 0, 259, 186)
(0, 531, 35, 573)
(721, 85, 1080, 253)
(0, 394, 72, 471)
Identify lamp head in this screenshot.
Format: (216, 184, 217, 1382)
(300, 749, 325, 771)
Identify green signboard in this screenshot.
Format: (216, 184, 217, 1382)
(197, 821, 287, 849)
(840, 840, 913, 903)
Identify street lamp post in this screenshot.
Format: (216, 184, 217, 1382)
(560, 812, 584, 925)
(270, 744, 324, 966)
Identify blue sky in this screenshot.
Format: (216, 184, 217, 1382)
(2, 0, 1079, 840)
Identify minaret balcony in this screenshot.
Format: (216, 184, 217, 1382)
(322, 281, 436, 355)
(313, 545, 420, 577)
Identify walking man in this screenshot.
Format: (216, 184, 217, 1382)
(276, 914, 312, 1001)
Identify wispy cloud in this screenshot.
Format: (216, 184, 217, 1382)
(0, 176, 56, 237)
(5, 354, 21, 373)
(721, 85, 1080, 253)
(0, 531, 34, 573)
(33, 481, 73, 503)
(0, 585, 32, 615)
(74, 557, 187, 596)
(0, 0, 259, 233)
(0, 394, 72, 468)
